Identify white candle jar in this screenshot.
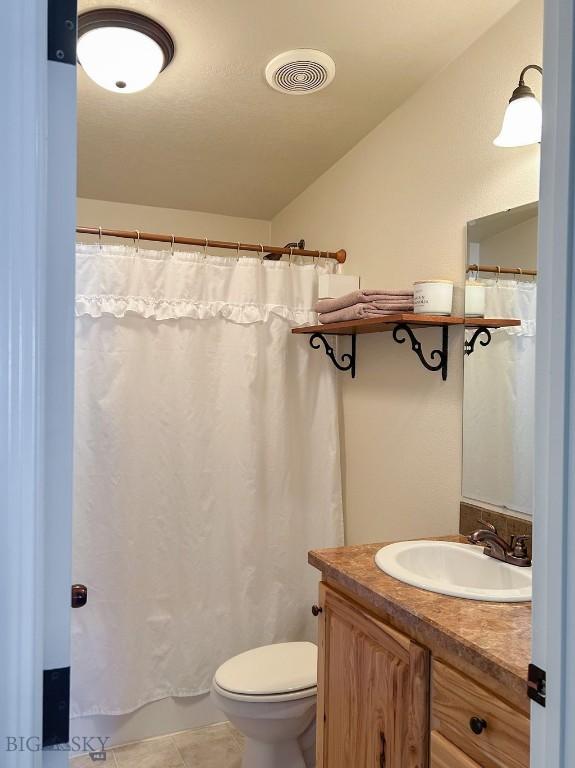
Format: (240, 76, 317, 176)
(413, 280, 454, 316)
(465, 282, 486, 317)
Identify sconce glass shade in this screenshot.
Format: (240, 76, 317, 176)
(493, 94, 542, 147)
(77, 10, 175, 94)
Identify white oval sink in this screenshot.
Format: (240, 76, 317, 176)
(375, 540, 532, 602)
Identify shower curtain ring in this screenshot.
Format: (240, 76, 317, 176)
(289, 246, 294, 267)
(518, 267, 523, 277)
(496, 265, 501, 283)
(170, 234, 175, 256)
(98, 226, 103, 252)
(203, 237, 208, 260)
(134, 230, 140, 253)
(259, 244, 264, 262)
(236, 242, 241, 262)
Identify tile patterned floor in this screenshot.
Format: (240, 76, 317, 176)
(70, 722, 243, 768)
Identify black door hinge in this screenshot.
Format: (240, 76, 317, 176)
(527, 663, 546, 707)
(48, 0, 78, 64)
(43, 667, 70, 747)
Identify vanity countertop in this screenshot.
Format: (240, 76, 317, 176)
(309, 536, 531, 712)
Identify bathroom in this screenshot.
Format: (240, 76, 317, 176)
(5, 0, 569, 765)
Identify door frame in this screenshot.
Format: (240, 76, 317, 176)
(532, 0, 575, 765)
(0, 1, 76, 766)
(1, 1, 50, 764)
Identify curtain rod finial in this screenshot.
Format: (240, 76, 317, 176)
(336, 249, 347, 264)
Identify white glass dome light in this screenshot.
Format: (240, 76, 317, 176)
(77, 9, 174, 94)
(494, 64, 543, 148)
(494, 96, 542, 147)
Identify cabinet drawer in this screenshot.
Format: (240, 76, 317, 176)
(432, 660, 529, 768)
(431, 732, 480, 768)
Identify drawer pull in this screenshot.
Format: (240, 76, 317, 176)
(469, 716, 487, 735)
(311, 604, 323, 616)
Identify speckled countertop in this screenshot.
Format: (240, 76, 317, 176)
(309, 537, 531, 711)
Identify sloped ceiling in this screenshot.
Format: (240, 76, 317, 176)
(78, 0, 520, 219)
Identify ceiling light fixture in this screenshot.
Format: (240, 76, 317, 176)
(77, 9, 174, 94)
(494, 64, 543, 147)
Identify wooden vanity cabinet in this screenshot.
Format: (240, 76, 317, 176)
(316, 583, 430, 768)
(316, 582, 530, 768)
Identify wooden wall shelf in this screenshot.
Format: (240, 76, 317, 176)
(292, 314, 521, 380)
(464, 317, 522, 329)
(292, 313, 463, 337)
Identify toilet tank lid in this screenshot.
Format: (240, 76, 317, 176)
(214, 642, 317, 696)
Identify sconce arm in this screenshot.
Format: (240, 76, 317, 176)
(519, 64, 543, 85)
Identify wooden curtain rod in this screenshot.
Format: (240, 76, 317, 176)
(467, 263, 537, 276)
(76, 226, 347, 263)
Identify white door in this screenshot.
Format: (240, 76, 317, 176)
(531, 0, 575, 765)
(0, 1, 77, 766)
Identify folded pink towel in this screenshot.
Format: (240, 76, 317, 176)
(370, 300, 413, 311)
(315, 289, 413, 314)
(318, 303, 412, 324)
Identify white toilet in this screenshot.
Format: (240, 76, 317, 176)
(211, 641, 317, 768)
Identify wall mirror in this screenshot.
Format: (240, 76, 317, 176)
(462, 201, 538, 519)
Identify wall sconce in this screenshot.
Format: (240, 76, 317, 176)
(494, 64, 542, 147)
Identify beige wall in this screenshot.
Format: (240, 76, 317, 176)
(77, 198, 270, 255)
(272, 0, 543, 544)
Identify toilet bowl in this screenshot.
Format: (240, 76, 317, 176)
(211, 642, 317, 768)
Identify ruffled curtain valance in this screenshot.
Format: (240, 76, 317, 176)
(76, 244, 336, 325)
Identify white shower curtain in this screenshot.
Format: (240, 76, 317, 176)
(71, 244, 343, 717)
(462, 279, 536, 515)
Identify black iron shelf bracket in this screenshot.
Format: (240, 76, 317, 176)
(392, 323, 449, 381)
(309, 333, 356, 378)
(464, 327, 492, 356)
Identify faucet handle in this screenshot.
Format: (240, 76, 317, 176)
(511, 534, 531, 558)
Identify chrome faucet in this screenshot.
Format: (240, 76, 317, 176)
(468, 521, 531, 567)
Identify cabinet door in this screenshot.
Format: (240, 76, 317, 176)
(316, 583, 429, 768)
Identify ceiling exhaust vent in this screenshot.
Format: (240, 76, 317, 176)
(265, 49, 335, 95)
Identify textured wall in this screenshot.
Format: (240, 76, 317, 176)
(272, 0, 542, 544)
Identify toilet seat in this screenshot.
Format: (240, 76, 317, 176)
(213, 677, 317, 703)
(214, 642, 317, 703)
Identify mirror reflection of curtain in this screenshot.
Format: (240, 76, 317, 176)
(463, 279, 536, 515)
